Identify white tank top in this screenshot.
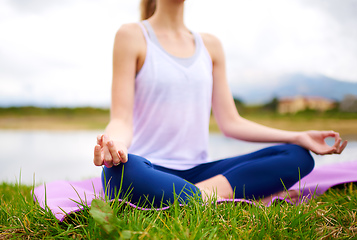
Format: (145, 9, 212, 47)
(128, 21, 213, 170)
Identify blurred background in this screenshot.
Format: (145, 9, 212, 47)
(0, 0, 356, 185)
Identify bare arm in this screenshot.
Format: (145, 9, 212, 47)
(94, 23, 145, 167)
(201, 33, 347, 155)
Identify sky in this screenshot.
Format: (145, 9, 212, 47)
(1, 0, 356, 107)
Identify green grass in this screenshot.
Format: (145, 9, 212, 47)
(1, 106, 356, 119)
(1, 182, 357, 239)
(0, 106, 109, 117)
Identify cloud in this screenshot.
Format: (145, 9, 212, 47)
(299, 0, 357, 80)
(303, 0, 357, 24)
(196, 0, 357, 84)
(0, 0, 141, 107)
(0, 0, 356, 107)
(4, 0, 74, 14)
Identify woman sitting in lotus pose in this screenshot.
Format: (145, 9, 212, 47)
(93, 0, 347, 206)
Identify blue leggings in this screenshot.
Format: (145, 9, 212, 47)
(102, 144, 314, 207)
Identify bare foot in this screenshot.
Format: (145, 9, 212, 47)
(197, 187, 224, 202)
(195, 174, 234, 201)
(261, 190, 300, 206)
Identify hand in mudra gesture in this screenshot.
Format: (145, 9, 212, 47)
(295, 130, 348, 155)
(93, 134, 128, 168)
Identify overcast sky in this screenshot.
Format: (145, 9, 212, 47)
(1, 0, 356, 107)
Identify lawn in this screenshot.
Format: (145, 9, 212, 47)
(1, 107, 356, 238)
(1, 182, 356, 239)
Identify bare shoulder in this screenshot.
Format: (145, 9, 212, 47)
(199, 33, 224, 60)
(115, 23, 142, 38)
(113, 23, 145, 50)
(200, 33, 222, 47)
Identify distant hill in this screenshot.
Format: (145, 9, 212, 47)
(233, 74, 357, 104)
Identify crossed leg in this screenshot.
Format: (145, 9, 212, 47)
(192, 144, 314, 204)
(195, 175, 300, 205)
(195, 174, 232, 200)
(103, 144, 314, 207)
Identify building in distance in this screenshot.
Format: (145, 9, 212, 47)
(278, 96, 336, 114)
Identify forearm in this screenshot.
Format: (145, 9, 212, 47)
(222, 115, 300, 144)
(104, 118, 133, 148)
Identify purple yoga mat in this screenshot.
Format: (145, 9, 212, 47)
(33, 160, 357, 222)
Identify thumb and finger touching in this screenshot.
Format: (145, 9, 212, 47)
(94, 134, 128, 167)
(311, 131, 348, 155)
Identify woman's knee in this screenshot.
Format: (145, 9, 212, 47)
(286, 144, 315, 177)
(123, 154, 153, 170)
(104, 154, 151, 177)
(101, 154, 152, 191)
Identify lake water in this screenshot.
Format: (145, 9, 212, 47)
(1, 130, 356, 185)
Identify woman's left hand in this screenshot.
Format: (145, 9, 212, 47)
(294, 130, 348, 155)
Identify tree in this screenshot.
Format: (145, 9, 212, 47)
(263, 97, 278, 112)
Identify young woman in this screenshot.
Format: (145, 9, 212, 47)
(93, 0, 347, 207)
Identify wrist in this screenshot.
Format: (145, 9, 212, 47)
(105, 134, 131, 149)
(289, 131, 306, 146)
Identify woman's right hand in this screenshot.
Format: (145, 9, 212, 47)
(93, 134, 128, 168)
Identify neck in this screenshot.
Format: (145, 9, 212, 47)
(149, 0, 185, 30)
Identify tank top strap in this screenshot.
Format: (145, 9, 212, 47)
(137, 21, 150, 42)
(192, 31, 203, 47)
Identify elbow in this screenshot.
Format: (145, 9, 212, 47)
(218, 115, 244, 139)
(218, 120, 235, 138)
(221, 127, 235, 139)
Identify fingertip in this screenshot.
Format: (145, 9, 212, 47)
(103, 134, 108, 141)
(340, 140, 348, 151)
(104, 160, 113, 168)
(119, 150, 128, 163)
(94, 145, 101, 154)
(97, 134, 104, 144)
(94, 160, 103, 166)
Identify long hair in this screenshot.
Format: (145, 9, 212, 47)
(140, 0, 156, 20)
